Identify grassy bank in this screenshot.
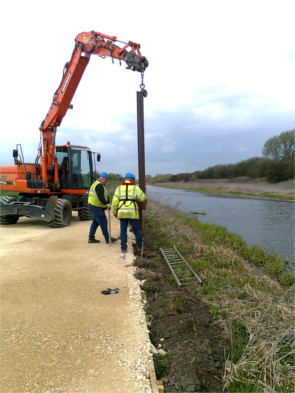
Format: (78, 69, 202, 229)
(150, 183, 294, 202)
(143, 200, 294, 392)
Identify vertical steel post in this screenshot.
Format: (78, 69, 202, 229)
(137, 89, 147, 231)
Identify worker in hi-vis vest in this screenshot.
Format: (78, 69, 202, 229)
(112, 172, 146, 254)
(88, 172, 117, 244)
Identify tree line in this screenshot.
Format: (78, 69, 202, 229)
(148, 129, 294, 184)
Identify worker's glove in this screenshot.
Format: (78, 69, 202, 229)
(106, 204, 112, 210)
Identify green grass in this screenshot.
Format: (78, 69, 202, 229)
(0, 191, 19, 196)
(144, 200, 295, 392)
(153, 353, 169, 379)
(175, 213, 294, 286)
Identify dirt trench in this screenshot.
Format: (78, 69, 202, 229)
(133, 227, 224, 393)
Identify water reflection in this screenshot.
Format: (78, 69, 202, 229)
(147, 185, 294, 264)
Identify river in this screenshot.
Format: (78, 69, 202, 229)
(147, 185, 294, 265)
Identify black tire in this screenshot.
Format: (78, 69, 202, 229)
(78, 207, 91, 221)
(1, 196, 16, 203)
(48, 199, 72, 228)
(0, 196, 19, 225)
(0, 214, 19, 225)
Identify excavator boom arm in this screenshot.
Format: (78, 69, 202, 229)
(40, 31, 148, 132)
(38, 31, 148, 184)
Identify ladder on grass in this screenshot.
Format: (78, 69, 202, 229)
(160, 246, 202, 287)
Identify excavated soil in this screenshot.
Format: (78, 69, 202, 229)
(134, 225, 224, 393)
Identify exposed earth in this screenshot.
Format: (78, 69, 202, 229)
(134, 238, 224, 393)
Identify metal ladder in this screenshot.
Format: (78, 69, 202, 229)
(160, 246, 202, 287)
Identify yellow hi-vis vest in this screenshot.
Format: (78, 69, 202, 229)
(88, 180, 108, 208)
(112, 182, 146, 219)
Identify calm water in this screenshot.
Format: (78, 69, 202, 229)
(147, 185, 295, 265)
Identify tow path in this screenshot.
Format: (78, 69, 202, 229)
(0, 213, 158, 393)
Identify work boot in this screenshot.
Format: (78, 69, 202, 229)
(134, 248, 143, 256)
(88, 238, 100, 243)
(106, 237, 118, 244)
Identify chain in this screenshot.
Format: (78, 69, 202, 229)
(140, 71, 145, 89)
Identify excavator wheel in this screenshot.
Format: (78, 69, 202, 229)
(0, 215, 19, 225)
(0, 196, 19, 225)
(78, 207, 91, 221)
(48, 198, 72, 228)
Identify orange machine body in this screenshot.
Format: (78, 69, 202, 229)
(0, 31, 148, 227)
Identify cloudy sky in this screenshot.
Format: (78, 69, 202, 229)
(0, 0, 294, 176)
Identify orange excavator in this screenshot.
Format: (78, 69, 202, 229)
(0, 31, 148, 227)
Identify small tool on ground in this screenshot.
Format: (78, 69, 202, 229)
(101, 288, 119, 295)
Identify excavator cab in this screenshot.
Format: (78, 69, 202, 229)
(55, 144, 100, 190)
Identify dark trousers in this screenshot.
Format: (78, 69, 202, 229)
(88, 205, 109, 241)
(120, 218, 143, 252)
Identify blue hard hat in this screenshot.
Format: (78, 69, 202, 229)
(124, 172, 135, 179)
(99, 172, 109, 179)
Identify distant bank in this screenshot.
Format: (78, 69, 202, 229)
(149, 177, 294, 200)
